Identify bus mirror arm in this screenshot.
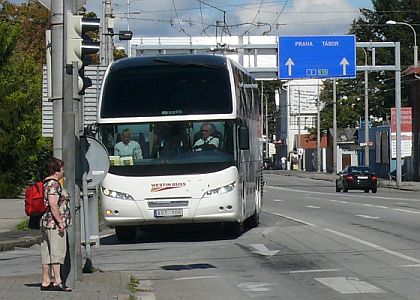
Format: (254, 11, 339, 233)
(238, 126, 249, 150)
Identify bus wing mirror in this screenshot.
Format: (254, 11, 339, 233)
(239, 126, 249, 150)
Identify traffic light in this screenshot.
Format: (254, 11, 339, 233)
(66, 11, 100, 96)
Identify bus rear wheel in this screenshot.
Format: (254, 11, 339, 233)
(115, 226, 137, 242)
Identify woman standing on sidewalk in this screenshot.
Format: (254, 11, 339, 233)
(40, 157, 72, 292)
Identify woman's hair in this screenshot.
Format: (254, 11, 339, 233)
(45, 157, 64, 176)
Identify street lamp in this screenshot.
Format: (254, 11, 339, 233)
(386, 20, 418, 67)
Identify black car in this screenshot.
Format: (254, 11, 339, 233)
(336, 166, 377, 193)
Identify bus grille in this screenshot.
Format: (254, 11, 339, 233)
(147, 201, 189, 208)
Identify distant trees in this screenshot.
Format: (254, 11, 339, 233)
(0, 1, 51, 197)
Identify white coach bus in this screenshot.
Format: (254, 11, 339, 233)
(96, 54, 263, 242)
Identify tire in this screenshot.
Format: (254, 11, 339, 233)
(372, 187, 377, 193)
(343, 187, 348, 193)
(336, 186, 341, 192)
(249, 209, 260, 228)
(115, 226, 137, 242)
(224, 221, 243, 238)
(364, 189, 369, 193)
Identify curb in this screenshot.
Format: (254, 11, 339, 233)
(0, 229, 41, 251)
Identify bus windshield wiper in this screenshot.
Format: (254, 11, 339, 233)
(152, 58, 217, 69)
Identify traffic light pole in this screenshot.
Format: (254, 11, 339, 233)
(63, 1, 84, 288)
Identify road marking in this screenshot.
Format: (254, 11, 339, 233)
(264, 211, 315, 227)
(362, 204, 374, 207)
(282, 268, 339, 274)
(237, 282, 277, 293)
(315, 277, 385, 294)
(266, 185, 420, 202)
(249, 244, 279, 256)
(273, 199, 283, 202)
(174, 275, 220, 281)
(399, 264, 420, 268)
(324, 228, 420, 264)
(356, 215, 379, 219)
(394, 208, 420, 214)
(330, 199, 348, 204)
(305, 205, 320, 209)
(376, 205, 388, 209)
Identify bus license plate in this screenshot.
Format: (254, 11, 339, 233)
(154, 209, 183, 218)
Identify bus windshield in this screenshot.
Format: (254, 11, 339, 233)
(97, 120, 236, 176)
(100, 63, 232, 118)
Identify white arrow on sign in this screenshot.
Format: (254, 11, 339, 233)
(285, 58, 295, 76)
(340, 57, 349, 76)
(250, 244, 279, 256)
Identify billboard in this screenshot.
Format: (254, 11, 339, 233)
(390, 107, 412, 158)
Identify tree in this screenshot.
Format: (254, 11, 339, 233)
(0, 1, 51, 197)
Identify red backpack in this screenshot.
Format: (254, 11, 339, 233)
(24, 179, 58, 216)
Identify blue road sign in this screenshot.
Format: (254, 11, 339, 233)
(278, 35, 356, 79)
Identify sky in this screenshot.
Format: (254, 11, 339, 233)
(85, 0, 373, 38)
(11, 0, 373, 38)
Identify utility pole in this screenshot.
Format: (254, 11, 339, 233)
(297, 86, 301, 170)
(316, 80, 321, 172)
(363, 48, 370, 166)
(332, 79, 337, 173)
(63, 0, 79, 287)
(102, 0, 114, 65)
(51, 1, 64, 159)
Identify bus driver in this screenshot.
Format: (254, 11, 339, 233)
(114, 128, 143, 159)
(193, 123, 219, 151)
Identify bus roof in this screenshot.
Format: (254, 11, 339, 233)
(109, 54, 228, 71)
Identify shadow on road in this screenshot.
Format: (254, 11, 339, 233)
(100, 221, 256, 245)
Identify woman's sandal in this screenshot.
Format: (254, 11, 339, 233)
(40, 282, 53, 291)
(51, 282, 72, 292)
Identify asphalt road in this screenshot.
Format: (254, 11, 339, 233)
(1, 172, 420, 299)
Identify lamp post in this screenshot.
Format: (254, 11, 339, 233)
(361, 47, 370, 166)
(386, 20, 418, 67)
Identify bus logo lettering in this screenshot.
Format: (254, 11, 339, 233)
(151, 182, 186, 192)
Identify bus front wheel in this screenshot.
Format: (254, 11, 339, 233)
(115, 226, 137, 242)
(223, 221, 243, 238)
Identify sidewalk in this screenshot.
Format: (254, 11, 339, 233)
(0, 271, 134, 300)
(0, 198, 140, 299)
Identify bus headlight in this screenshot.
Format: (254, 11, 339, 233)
(101, 187, 134, 200)
(203, 182, 235, 198)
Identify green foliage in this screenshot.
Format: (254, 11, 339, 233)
(16, 219, 29, 230)
(0, 1, 51, 198)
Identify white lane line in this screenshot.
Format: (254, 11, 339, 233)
(266, 185, 420, 202)
(356, 215, 380, 219)
(315, 277, 385, 294)
(237, 282, 277, 293)
(394, 208, 420, 214)
(174, 275, 219, 281)
(324, 228, 420, 264)
(330, 199, 349, 204)
(399, 264, 420, 268)
(305, 205, 320, 209)
(273, 199, 283, 202)
(376, 205, 388, 209)
(362, 204, 375, 207)
(283, 268, 339, 274)
(265, 211, 315, 227)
